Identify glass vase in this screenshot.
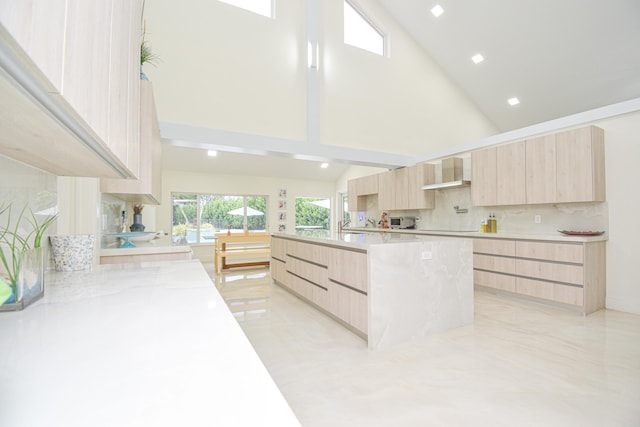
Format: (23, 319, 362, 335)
(0, 247, 45, 312)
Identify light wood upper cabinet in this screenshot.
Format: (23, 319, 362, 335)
(101, 81, 162, 204)
(525, 133, 556, 204)
(496, 141, 526, 205)
(472, 125, 605, 206)
(377, 170, 395, 211)
(0, 0, 143, 179)
(0, 0, 67, 91)
(471, 147, 497, 206)
(347, 174, 378, 211)
(407, 163, 435, 210)
(393, 167, 410, 209)
(555, 126, 605, 203)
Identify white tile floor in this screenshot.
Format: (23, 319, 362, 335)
(208, 264, 640, 427)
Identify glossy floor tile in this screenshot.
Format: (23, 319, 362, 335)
(207, 263, 640, 427)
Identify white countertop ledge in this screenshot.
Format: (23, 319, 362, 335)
(0, 260, 300, 427)
(342, 227, 608, 243)
(100, 244, 192, 256)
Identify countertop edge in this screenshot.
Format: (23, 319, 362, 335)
(342, 228, 608, 243)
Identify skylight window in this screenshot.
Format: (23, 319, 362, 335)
(344, 1, 385, 56)
(218, 0, 273, 18)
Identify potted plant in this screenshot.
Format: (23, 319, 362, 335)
(140, 1, 158, 80)
(0, 203, 57, 310)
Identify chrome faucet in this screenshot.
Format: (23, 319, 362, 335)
(338, 219, 351, 232)
(367, 218, 377, 227)
(454, 205, 468, 214)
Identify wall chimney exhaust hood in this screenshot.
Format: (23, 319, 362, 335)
(421, 157, 470, 190)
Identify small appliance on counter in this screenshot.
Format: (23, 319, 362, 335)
(389, 216, 416, 229)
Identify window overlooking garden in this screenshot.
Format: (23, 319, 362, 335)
(295, 197, 330, 231)
(172, 193, 267, 244)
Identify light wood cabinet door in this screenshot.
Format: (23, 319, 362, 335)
(63, 0, 113, 144)
(407, 163, 435, 210)
(515, 241, 583, 263)
(101, 81, 162, 204)
(474, 270, 515, 292)
(473, 238, 515, 256)
(525, 134, 556, 204)
(496, 141, 526, 205)
(377, 171, 395, 211)
(270, 236, 287, 261)
(357, 174, 379, 195)
(0, 0, 67, 91)
(393, 167, 410, 209)
(471, 147, 497, 206)
(555, 126, 605, 203)
(329, 249, 367, 293)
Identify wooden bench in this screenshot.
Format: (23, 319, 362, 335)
(214, 232, 271, 274)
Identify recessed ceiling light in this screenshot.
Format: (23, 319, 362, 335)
(508, 97, 520, 106)
(471, 53, 484, 64)
(431, 5, 444, 17)
(207, 150, 217, 157)
(320, 162, 329, 169)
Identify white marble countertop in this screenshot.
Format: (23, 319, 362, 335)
(100, 244, 192, 257)
(273, 230, 456, 251)
(343, 227, 608, 243)
(0, 260, 300, 427)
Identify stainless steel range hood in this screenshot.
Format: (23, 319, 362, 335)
(421, 157, 470, 190)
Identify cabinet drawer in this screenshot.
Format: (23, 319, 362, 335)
(516, 277, 583, 306)
(473, 254, 515, 274)
(286, 256, 328, 289)
(473, 239, 515, 256)
(287, 240, 329, 266)
(474, 270, 515, 292)
(515, 241, 583, 263)
(329, 249, 368, 293)
(515, 259, 584, 285)
(271, 257, 287, 284)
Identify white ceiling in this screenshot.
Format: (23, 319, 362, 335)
(163, 0, 640, 180)
(162, 145, 352, 181)
(377, 0, 640, 132)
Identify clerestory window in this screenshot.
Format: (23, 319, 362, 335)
(343, 0, 385, 56)
(218, 0, 274, 19)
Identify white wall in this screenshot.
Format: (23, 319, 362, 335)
(144, 0, 497, 155)
(595, 111, 640, 314)
(144, 0, 307, 142)
(157, 169, 336, 261)
(319, 0, 497, 154)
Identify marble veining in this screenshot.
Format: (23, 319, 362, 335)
(0, 261, 300, 427)
(368, 238, 473, 350)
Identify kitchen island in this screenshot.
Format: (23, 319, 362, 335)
(271, 231, 474, 350)
(0, 260, 299, 427)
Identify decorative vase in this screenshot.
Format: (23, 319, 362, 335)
(130, 214, 145, 232)
(0, 247, 44, 312)
(50, 235, 95, 272)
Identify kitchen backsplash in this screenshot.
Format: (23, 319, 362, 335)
(0, 155, 58, 268)
(355, 185, 608, 234)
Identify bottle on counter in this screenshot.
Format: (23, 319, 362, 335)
(489, 213, 497, 233)
(481, 221, 488, 233)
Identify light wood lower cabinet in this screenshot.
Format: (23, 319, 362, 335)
(473, 238, 605, 314)
(270, 236, 368, 337)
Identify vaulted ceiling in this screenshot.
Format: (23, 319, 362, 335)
(163, 0, 640, 180)
(378, 0, 640, 132)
